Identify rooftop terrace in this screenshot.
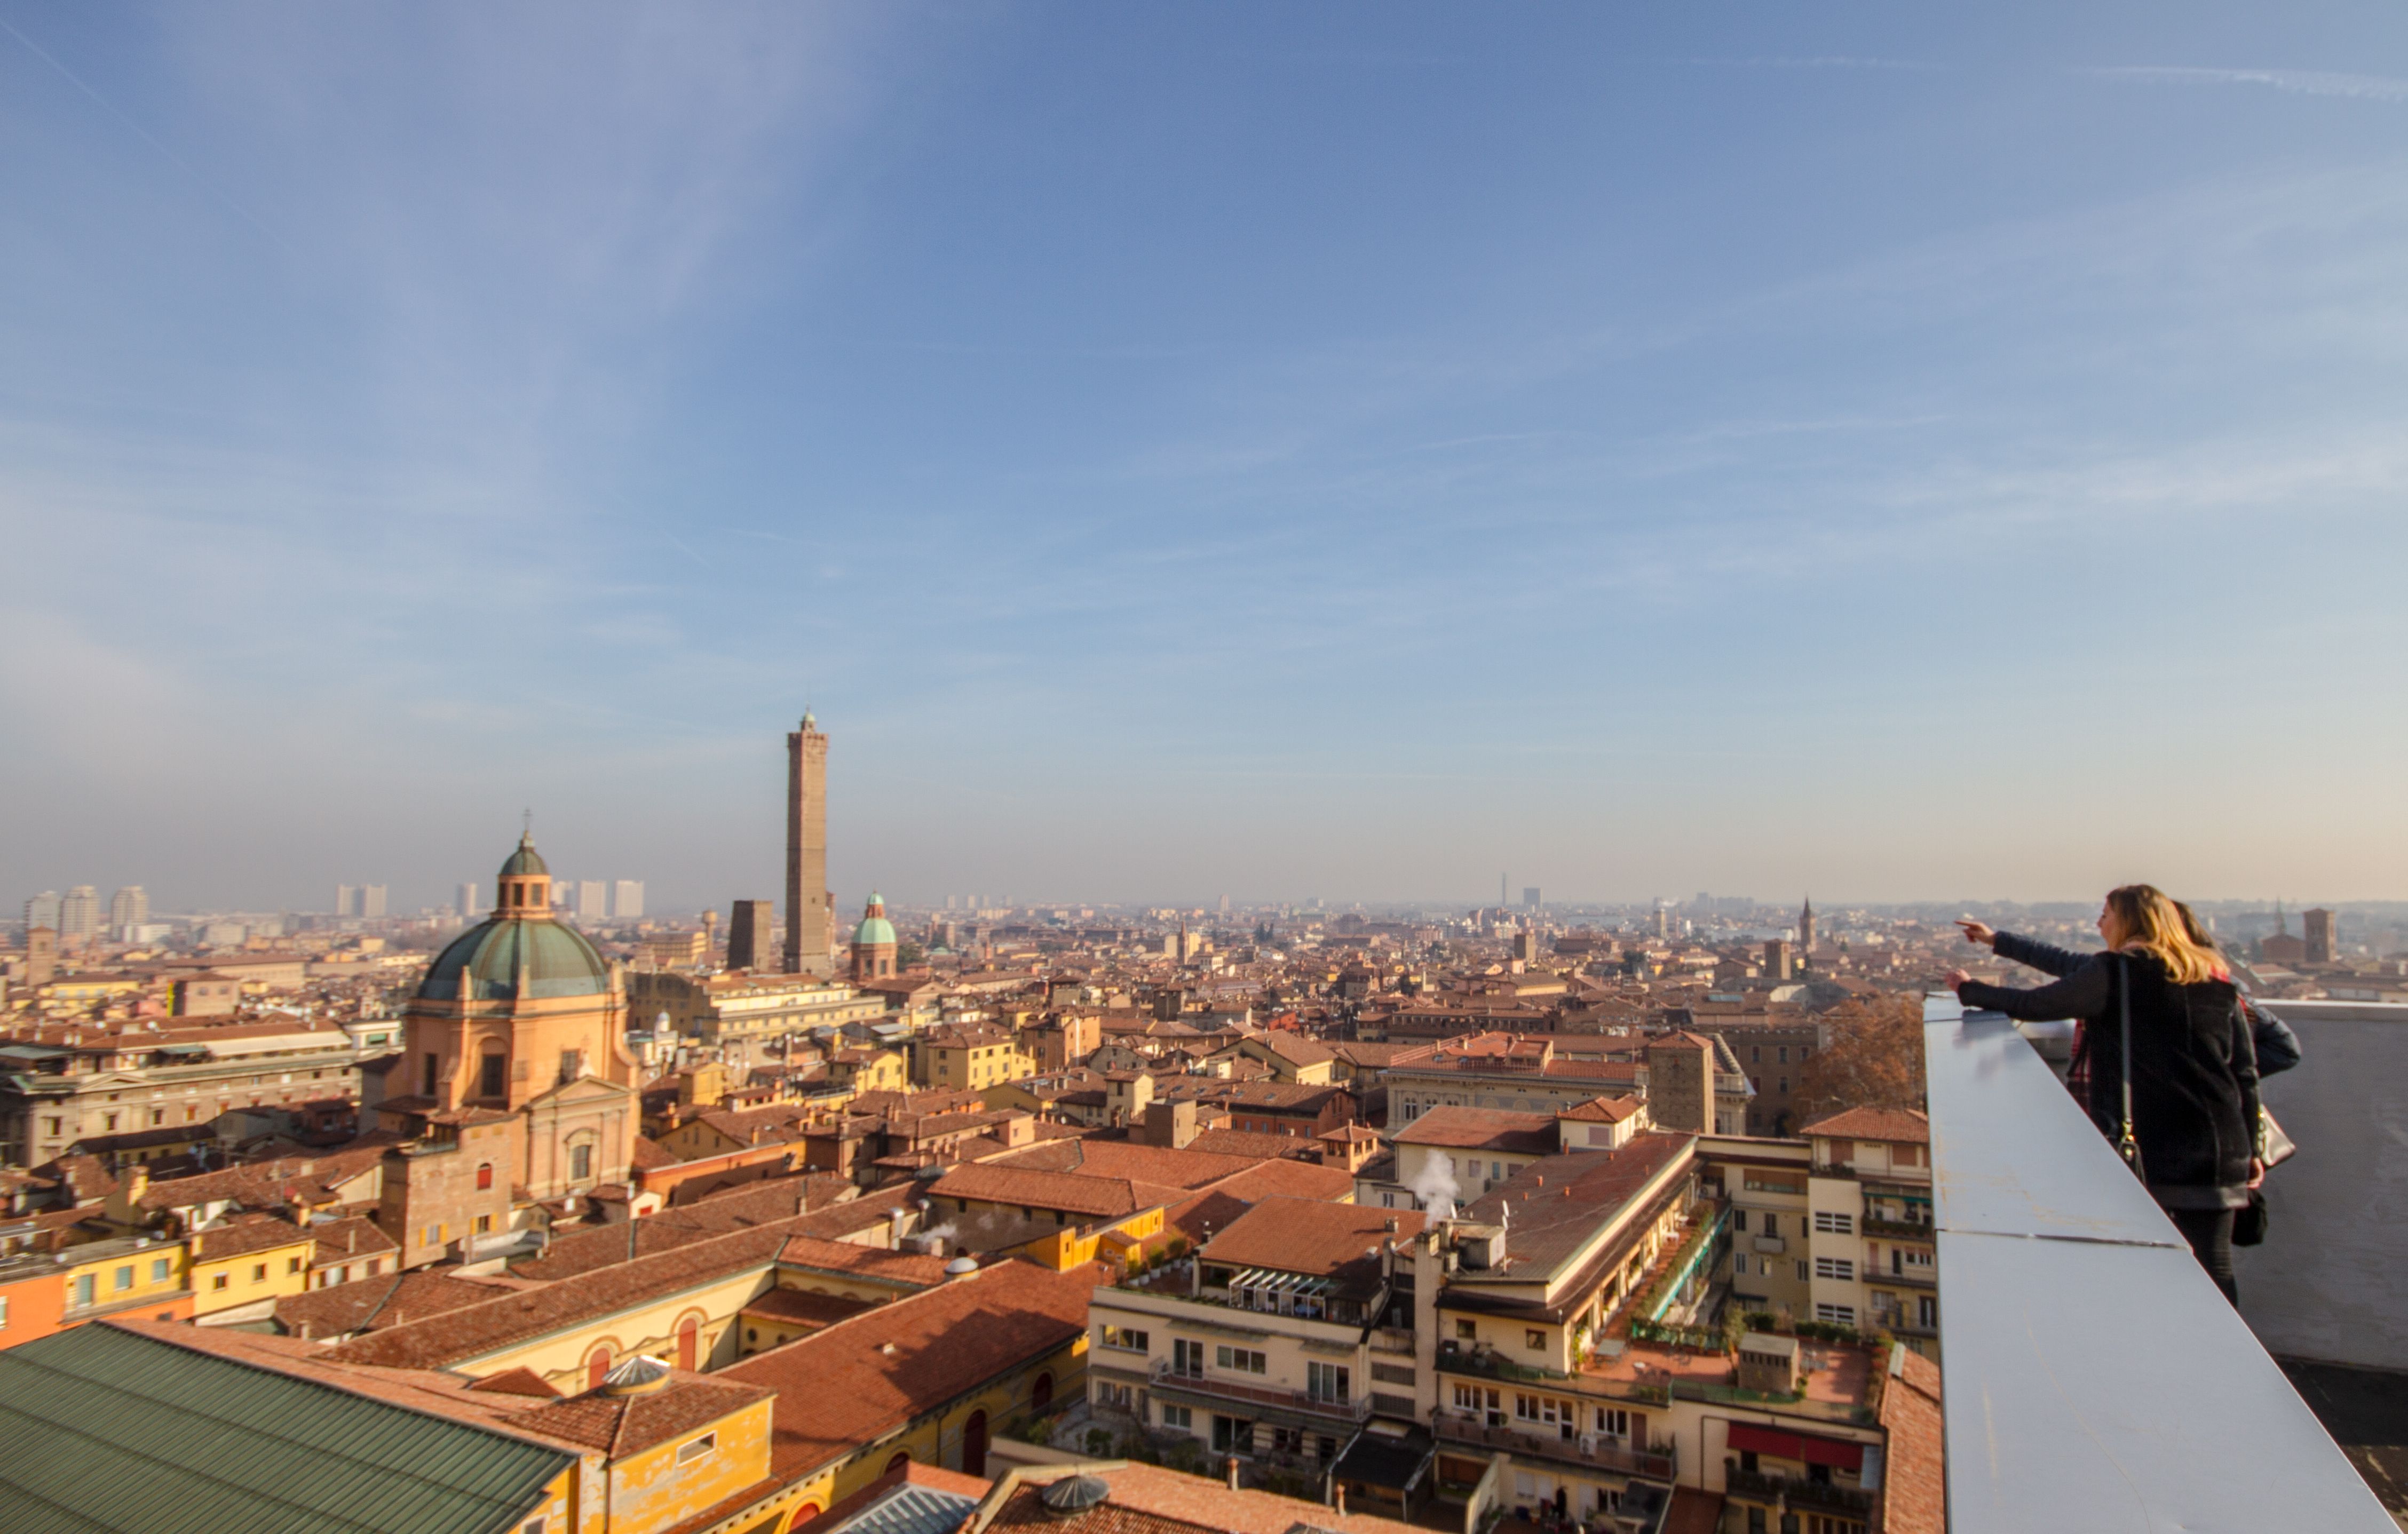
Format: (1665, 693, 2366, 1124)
(1922, 992, 2401, 1531)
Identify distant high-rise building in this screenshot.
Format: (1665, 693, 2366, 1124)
(58, 887, 98, 943)
(23, 891, 60, 933)
(108, 886, 148, 933)
(1219, 894, 1231, 914)
(1652, 905, 1670, 941)
(946, 895, 959, 911)
(576, 880, 607, 917)
(727, 900, 775, 971)
(336, 884, 360, 917)
(1501, 873, 1509, 908)
(1523, 886, 1541, 911)
(2303, 908, 2338, 965)
(457, 882, 480, 917)
(360, 885, 388, 919)
(784, 714, 833, 976)
(612, 879, 645, 919)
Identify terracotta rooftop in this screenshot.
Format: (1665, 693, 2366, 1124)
(192, 1213, 314, 1262)
(1390, 1106, 1558, 1154)
(1799, 1107, 1931, 1146)
(1199, 1197, 1426, 1279)
(930, 1163, 1181, 1219)
(1455, 1133, 1694, 1281)
(972, 1463, 1420, 1534)
(1876, 1346, 1947, 1534)
(719, 1258, 1105, 1479)
(501, 1370, 772, 1457)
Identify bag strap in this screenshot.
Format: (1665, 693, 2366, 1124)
(2114, 952, 2142, 1172)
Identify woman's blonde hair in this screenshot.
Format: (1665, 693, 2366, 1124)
(2107, 884, 2224, 986)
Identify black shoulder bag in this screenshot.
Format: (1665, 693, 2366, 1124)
(2112, 954, 2147, 1182)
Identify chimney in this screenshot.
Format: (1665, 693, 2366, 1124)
(1225, 1456, 1240, 1491)
(1333, 1484, 1346, 1515)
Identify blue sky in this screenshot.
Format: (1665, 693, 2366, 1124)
(6, 3, 2408, 915)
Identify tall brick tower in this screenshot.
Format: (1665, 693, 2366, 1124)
(783, 713, 833, 976)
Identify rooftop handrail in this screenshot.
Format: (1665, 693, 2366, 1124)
(1921, 993, 2393, 1532)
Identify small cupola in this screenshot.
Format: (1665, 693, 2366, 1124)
(495, 832, 554, 916)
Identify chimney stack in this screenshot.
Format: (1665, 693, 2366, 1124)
(1225, 1456, 1240, 1491)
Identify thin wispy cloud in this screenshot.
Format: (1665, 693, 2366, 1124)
(1691, 56, 1935, 72)
(2088, 66, 2408, 103)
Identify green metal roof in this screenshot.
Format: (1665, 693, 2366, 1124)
(496, 831, 549, 879)
(0, 1323, 574, 1534)
(418, 917, 610, 1002)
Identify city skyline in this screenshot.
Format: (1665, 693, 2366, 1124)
(7, 6, 2408, 908)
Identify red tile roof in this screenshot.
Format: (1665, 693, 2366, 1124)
(1199, 1197, 1427, 1278)
(1390, 1106, 1558, 1154)
(719, 1258, 1105, 1478)
(501, 1372, 771, 1457)
(1799, 1107, 1930, 1145)
(972, 1464, 1420, 1534)
(1876, 1347, 1946, 1534)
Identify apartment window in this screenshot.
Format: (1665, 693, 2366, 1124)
(1796, 1260, 1811, 1282)
(423, 1225, 439, 1247)
(185, 1107, 198, 1122)
(1815, 1258, 1854, 1282)
(250, 1263, 267, 1283)
(1813, 1212, 1853, 1235)
(1455, 1318, 1476, 1341)
(1750, 1047, 1761, 1064)
(1595, 1406, 1630, 1437)
(1778, 1077, 1788, 1094)
(521, 1521, 544, 1534)
(475, 1214, 493, 1235)
(150, 1109, 163, 1126)
(1215, 1346, 1266, 1375)
(1306, 1362, 1350, 1403)
(112, 1266, 133, 1291)
(1099, 1324, 1150, 1352)
(675, 1433, 717, 1465)
(476, 1162, 495, 1191)
(480, 1053, 507, 1098)
(1171, 1339, 1206, 1377)
(0, 1295, 8, 1328)
(1918, 1295, 1938, 1328)
(212, 1274, 229, 1291)
(1161, 1403, 1192, 1429)
(105, 1113, 118, 1132)
(151, 1259, 170, 1283)
(1733, 1254, 1749, 1276)
(569, 1143, 592, 1181)
(1525, 1329, 1546, 1351)
(1731, 1209, 1747, 1234)
(44, 1118, 59, 1137)
(1816, 1303, 1857, 1326)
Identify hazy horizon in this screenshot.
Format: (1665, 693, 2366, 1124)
(9, 5, 2408, 915)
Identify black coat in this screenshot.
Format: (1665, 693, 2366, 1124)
(1958, 932, 2261, 1207)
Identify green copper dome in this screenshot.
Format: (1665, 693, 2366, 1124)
(854, 892, 896, 948)
(419, 917, 608, 1002)
(498, 831, 549, 879)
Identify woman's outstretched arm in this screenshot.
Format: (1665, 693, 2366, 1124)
(1992, 930, 2095, 979)
(1953, 957, 2112, 1021)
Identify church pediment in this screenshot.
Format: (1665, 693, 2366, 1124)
(522, 1074, 638, 1110)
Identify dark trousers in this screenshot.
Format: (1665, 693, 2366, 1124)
(2168, 1207, 2237, 1306)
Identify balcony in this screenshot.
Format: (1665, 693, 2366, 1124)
(1148, 1360, 1371, 1423)
(1859, 1215, 1931, 1241)
(1430, 1410, 1675, 1481)
(1723, 1467, 1875, 1516)
(1921, 994, 2398, 1531)
(1434, 1345, 1568, 1385)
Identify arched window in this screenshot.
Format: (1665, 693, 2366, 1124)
(962, 1409, 988, 1476)
(1031, 1371, 1054, 1411)
(476, 1163, 493, 1191)
(677, 1316, 700, 1372)
(884, 1451, 910, 1475)
(587, 1347, 612, 1392)
(785, 1504, 823, 1533)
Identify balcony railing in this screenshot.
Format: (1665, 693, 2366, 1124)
(1859, 1215, 1931, 1241)
(1149, 1360, 1371, 1422)
(1723, 1467, 1875, 1515)
(1431, 1411, 1675, 1481)
(1434, 1345, 1568, 1385)
(1922, 995, 2395, 1532)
